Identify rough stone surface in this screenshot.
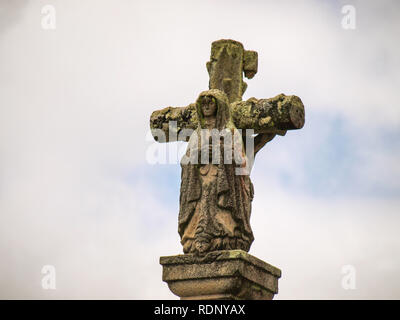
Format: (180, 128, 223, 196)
(178, 90, 255, 255)
(151, 39, 304, 299)
(150, 94, 304, 142)
(160, 250, 281, 300)
(207, 39, 246, 103)
(150, 39, 305, 143)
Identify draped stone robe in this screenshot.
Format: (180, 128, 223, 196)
(178, 89, 255, 255)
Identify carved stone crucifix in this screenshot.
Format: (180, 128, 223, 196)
(150, 39, 305, 256)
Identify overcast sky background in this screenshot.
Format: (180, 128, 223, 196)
(0, 0, 399, 299)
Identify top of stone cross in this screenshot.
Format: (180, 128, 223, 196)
(206, 39, 258, 103)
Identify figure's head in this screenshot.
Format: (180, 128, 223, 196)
(200, 95, 217, 118)
(196, 89, 233, 131)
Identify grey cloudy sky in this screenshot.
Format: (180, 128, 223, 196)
(0, 0, 399, 299)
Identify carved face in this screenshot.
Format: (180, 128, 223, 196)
(201, 96, 217, 117)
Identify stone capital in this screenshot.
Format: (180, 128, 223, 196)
(160, 250, 281, 300)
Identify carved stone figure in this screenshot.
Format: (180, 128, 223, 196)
(150, 39, 305, 256)
(179, 89, 254, 255)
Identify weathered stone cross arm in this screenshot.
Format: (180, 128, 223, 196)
(149, 39, 305, 142)
(150, 93, 304, 142)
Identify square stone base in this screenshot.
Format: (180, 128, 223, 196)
(160, 250, 281, 300)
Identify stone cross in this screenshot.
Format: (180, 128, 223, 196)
(150, 39, 305, 153)
(153, 39, 305, 300)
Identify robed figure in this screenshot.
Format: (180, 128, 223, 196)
(178, 89, 255, 255)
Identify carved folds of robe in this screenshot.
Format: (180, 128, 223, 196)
(178, 89, 255, 255)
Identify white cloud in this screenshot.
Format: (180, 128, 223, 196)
(250, 183, 400, 299)
(0, 165, 181, 299)
(0, 0, 399, 299)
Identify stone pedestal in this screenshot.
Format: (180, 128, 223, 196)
(160, 250, 281, 300)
